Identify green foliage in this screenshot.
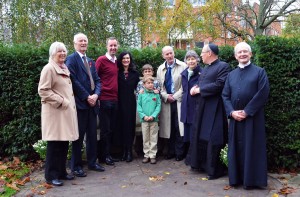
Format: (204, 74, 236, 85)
(220, 144, 228, 167)
(254, 36, 300, 169)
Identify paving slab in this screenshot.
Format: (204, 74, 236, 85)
(16, 157, 299, 197)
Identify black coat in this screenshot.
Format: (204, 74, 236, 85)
(180, 65, 202, 124)
(116, 70, 140, 149)
(222, 63, 269, 187)
(190, 59, 230, 169)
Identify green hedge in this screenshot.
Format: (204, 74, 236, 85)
(0, 37, 299, 170)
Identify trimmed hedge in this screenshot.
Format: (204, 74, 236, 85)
(0, 37, 299, 170)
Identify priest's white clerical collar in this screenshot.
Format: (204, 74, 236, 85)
(238, 61, 251, 69)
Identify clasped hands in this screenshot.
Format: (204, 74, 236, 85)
(87, 94, 98, 107)
(143, 116, 154, 122)
(231, 110, 247, 121)
(190, 85, 200, 96)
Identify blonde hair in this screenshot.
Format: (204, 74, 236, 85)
(143, 76, 154, 83)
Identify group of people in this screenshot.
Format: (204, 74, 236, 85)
(38, 32, 269, 191)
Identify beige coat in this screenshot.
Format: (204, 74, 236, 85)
(157, 59, 187, 138)
(38, 58, 79, 141)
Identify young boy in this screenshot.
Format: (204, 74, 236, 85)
(136, 64, 161, 95)
(137, 76, 161, 164)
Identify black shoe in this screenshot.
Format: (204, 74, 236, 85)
(88, 163, 105, 172)
(120, 151, 127, 161)
(165, 154, 175, 160)
(207, 173, 224, 180)
(46, 179, 63, 186)
(126, 151, 133, 162)
(105, 157, 115, 166)
(175, 155, 184, 161)
(72, 169, 87, 177)
(243, 186, 255, 190)
(108, 156, 119, 162)
(60, 174, 75, 180)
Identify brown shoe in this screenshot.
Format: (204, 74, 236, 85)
(150, 158, 156, 164)
(142, 158, 150, 163)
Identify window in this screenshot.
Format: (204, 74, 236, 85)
(189, 0, 206, 6)
(165, 0, 175, 6)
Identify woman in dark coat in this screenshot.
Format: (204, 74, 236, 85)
(180, 50, 201, 165)
(190, 44, 231, 179)
(117, 51, 140, 162)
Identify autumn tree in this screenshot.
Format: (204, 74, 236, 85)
(1, 0, 143, 47)
(202, 0, 300, 41)
(137, 0, 202, 47)
(282, 13, 300, 37)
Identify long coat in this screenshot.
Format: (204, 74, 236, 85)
(38, 58, 79, 141)
(222, 63, 269, 187)
(190, 59, 230, 169)
(156, 59, 187, 138)
(116, 70, 140, 148)
(180, 65, 202, 124)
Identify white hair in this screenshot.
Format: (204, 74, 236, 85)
(49, 42, 67, 57)
(73, 33, 88, 43)
(234, 42, 252, 54)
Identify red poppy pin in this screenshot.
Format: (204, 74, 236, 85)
(152, 98, 156, 101)
(89, 62, 92, 67)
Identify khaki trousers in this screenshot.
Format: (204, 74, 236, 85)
(142, 122, 158, 159)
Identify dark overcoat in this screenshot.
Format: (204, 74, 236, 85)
(190, 59, 230, 169)
(116, 70, 140, 148)
(222, 63, 269, 187)
(180, 65, 202, 124)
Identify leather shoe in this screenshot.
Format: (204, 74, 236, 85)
(60, 174, 75, 180)
(175, 155, 184, 161)
(72, 169, 87, 177)
(108, 156, 119, 162)
(88, 164, 105, 172)
(105, 157, 115, 166)
(46, 179, 63, 186)
(165, 154, 175, 160)
(126, 151, 133, 162)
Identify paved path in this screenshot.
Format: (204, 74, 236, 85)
(17, 157, 299, 197)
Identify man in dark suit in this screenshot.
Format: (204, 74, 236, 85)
(66, 33, 105, 177)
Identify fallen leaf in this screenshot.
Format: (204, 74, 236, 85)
(25, 193, 34, 197)
(149, 176, 164, 181)
(224, 196, 230, 197)
(0, 165, 8, 170)
(174, 181, 177, 184)
(272, 193, 279, 197)
(13, 157, 21, 165)
(279, 186, 296, 195)
(121, 185, 127, 188)
(38, 190, 46, 195)
(6, 183, 20, 191)
(42, 183, 53, 189)
(184, 182, 187, 185)
(15, 177, 30, 186)
(201, 177, 208, 181)
(223, 185, 232, 190)
(164, 172, 170, 175)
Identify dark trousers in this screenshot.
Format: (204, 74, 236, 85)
(45, 141, 68, 181)
(98, 100, 118, 159)
(71, 108, 97, 171)
(168, 102, 184, 156)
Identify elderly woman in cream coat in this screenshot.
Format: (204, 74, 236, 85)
(38, 42, 79, 186)
(156, 46, 187, 161)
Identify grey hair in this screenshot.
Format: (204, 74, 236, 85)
(234, 42, 252, 54)
(73, 33, 88, 43)
(49, 42, 67, 58)
(106, 37, 118, 46)
(184, 50, 200, 63)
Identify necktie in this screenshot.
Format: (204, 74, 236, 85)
(82, 56, 95, 91)
(165, 66, 172, 94)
